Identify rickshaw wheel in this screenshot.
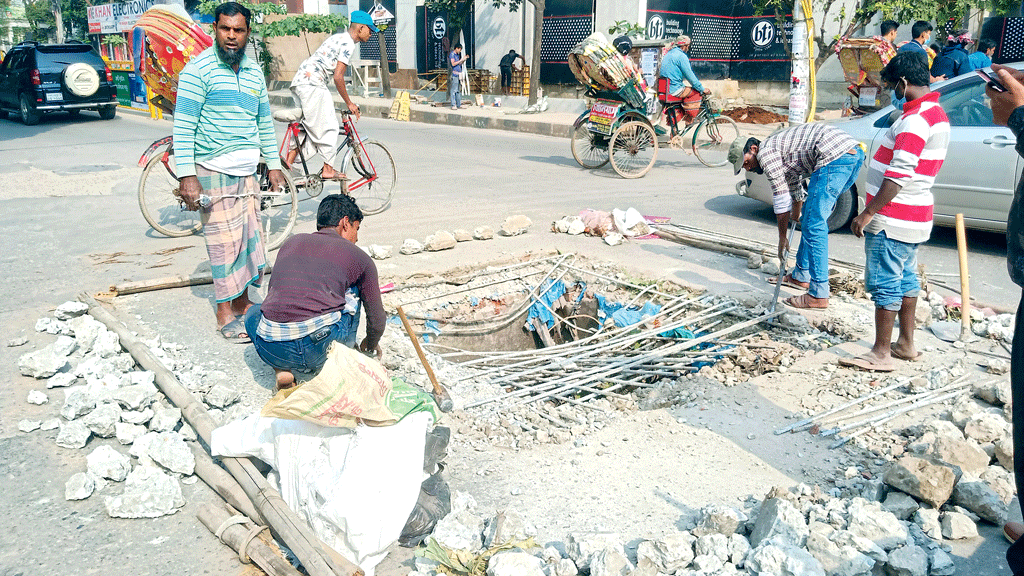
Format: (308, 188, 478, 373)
(609, 120, 658, 179)
(571, 114, 610, 169)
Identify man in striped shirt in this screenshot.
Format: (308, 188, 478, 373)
(842, 52, 950, 372)
(173, 2, 284, 341)
(729, 123, 864, 309)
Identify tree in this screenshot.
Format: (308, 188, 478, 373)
(753, 0, 1022, 71)
(23, 0, 86, 41)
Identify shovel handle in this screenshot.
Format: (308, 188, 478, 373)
(396, 306, 453, 412)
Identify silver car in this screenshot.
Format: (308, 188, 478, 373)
(735, 63, 1023, 232)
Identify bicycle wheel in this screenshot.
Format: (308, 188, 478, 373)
(138, 145, 202, 237)
(256, 162, 298, 251)
(692, 115, 740, 168)
(609, 121, 658, 179)
(571, 115, 610, 169)
(344, 140, 395, 215)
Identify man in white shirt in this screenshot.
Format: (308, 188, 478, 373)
(289, 10, 377, 180)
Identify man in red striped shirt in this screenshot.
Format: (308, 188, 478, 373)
(842, 52, 950, 372)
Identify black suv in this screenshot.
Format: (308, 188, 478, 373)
(0, 41, 118, 125)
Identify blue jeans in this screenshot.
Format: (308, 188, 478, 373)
(244, 303, 360, 374)
(791, 148, 864, 299)
(863, 230, 921, 311)
(449, 74, 461, 108)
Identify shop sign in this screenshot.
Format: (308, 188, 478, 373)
(88, 0, 156, 35)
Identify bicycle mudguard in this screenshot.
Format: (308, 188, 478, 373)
(138, 136, 173, 167)
(572, 110, 590, 129)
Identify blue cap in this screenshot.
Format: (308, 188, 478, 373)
(350, 10, 379, 33)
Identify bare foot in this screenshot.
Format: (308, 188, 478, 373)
(838, 351, 895, 372)
(275, 369, 295, 390)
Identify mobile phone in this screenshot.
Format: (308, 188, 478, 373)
(977, 69, 1007, 93)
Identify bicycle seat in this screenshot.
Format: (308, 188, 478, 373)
(273, 108, 303, 122)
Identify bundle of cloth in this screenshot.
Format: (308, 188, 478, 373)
(130, 3, 212, 114)
(568, 32, 647, 107)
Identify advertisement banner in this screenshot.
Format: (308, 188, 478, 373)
(587, 100, 621, 135)
(111, 70, 132, 106)
(88, 0, 156, 35)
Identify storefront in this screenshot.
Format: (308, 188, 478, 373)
(87, 0, 156, 110)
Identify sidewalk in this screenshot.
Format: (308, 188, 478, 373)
(268, 88, 780, 140)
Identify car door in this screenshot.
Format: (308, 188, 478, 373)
(0, 50, 20, 108)
(929, 75, 1020, 231)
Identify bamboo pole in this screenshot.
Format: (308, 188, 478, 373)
(80, 294, 361, 576)
(111, 266, 273, 296)
(197, 502, 304, 576)
(955, 214, 972, 340)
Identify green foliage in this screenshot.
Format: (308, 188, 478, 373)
(196, 0, 286, 18)
(416, 537, 539, 576)
(102, 34, 127, 46)
(23, 0, 88, 40)
(608, 20, 646, 39)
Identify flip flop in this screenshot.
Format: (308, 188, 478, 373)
(218, 319, 250, 343)
(768, 274, 809, 290)
(838, 355, 896, 372)
(891, 343, 923, 361)
(783, 294, 828, 309)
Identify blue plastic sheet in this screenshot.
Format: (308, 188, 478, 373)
(602, 299, 663, 328)
(525, 280, 567, 331)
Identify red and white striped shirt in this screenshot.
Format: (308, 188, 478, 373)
(863, 91, 950, 244)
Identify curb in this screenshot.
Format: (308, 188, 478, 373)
(269, 94, 574, 140)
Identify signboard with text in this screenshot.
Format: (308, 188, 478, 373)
(88, 0, 157, 35)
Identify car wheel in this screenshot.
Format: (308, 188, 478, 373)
(826, 186, 857, 233)
(19, 93, 40, 126)
(99, 106, 116, 120)
(0, 109, 7, 120)
(64, 63, 100, 98)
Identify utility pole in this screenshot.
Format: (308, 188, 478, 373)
(51, 0, 64, 42)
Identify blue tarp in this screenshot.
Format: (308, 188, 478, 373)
(525, 280, 567, 331)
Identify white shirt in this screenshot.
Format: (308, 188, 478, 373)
(291, 32, 355, 88)
(198, 148, 261, 176)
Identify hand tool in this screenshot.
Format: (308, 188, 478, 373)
(397, 305, 454, 412)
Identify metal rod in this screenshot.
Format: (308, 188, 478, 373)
(773, 379, 908, 435)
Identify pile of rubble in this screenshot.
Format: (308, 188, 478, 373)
(366, 215, 534, 258)
(14, 301, 248, 518)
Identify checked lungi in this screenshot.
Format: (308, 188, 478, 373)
(196, 165, 265, 303)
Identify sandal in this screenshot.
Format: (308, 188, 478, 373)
(767, 274, 809, 290)
(890, 343, 923, 361)
(838, 355, 895, 372)
(783, 294, 828, 309)
(218, 319, 250, 343)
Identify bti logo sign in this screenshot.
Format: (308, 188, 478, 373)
(432, 17, 446, 40)
(751, 20, 775, 48)
(646, 15, 665, 40)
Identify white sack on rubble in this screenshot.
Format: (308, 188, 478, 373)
(211, 411, 433, 576)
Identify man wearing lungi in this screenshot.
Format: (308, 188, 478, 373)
(173, 1, 285, 341)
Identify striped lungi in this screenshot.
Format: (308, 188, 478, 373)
(196, 165, 265, 303)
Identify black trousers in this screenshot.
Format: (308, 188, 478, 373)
(1009, 292, 1024, 573)
(500, 67, 512, 88)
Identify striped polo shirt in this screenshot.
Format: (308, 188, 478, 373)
(863, 91, 950, 244)
(172, 47, 281, 178)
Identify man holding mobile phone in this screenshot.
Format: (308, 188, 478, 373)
(987, 62, 1024, 575)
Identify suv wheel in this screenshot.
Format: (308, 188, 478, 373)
(99, 106, 116, 120)
(19, 93, 40, 126)
(64, 63, 100, 98)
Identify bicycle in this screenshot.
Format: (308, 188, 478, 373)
(137, 137, 299, 251)
(272, 107, 396, 216)
(661, 92, 740, 168)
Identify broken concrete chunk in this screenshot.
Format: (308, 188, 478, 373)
(882, 457, 956, 509)
(87, 445, 131, 482)
(128, 371, 155, 387)
(19, 345, 70, 378)
(884, 544, 927, 576)
(424, 231, 457, 251)
(35, 317, 70, 335)
(728, 534, 750, 566)
(46, 373, 78, 389)
(68, 315, 105, 353)
(566, 532, 624, 569)
(994, 433, 1014, 470)
(40, 418, 60, 431)
(500, 215, 532, 236)
(8, 336, 28, 347)
(472, 226, 494, 240)
(111, 382, 160, 411)
(55, 301, 89, 320)
(950, 481, 1009, 525)
(18, 420, 42, 433)
(27, 390, 48, 405)
(963, 412, 1008, 444)
(368, 244, 393, 260)
(760, 259, 781, 275)
(131, 431, 195, 475)
(695, 534, 730, 562)
(845, 499, 907, 552)
(805, 531, 874, 576)
(104, 465, 184, 518)
(830, 530, 888, 565)
(92, 330, 121, 358)
(603, 233, 624, 246)
(60, 387, 96, 420)
(926, 546, 955, 576)
(148, 406, 181, 433)
(939, 512, 977, 540)
(486, 552, 545, 576)
(56, 420, 92, 449)
(636, 532, 695, 573)
(749, 497, 809, 547)
(453, 229, 473, 242)
(65, 472, 96, 501)
(432, 508, 486, 552)
(950, 396, 987, 429)
(693, 504, 746, 536)
(84, 403, 123, 438)
(880, 492, 918, 521)
(973, 380, 1011, 406)
(589, 548, 633, 576)
(928, 436, 990, 476)
(400, 238, 424, 255)
(115, 422, 148, 445)
(981, 465, 1016, 504)
(121, 408, 154, 425)
(745, 539, 825, 576)
(911, 508, 941, 541)
(483, 508, 537, 548)
(747, 253, 764, 269)
(204, 384, 240, 409)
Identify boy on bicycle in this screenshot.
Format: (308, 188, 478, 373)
(289, 10, 378, 180)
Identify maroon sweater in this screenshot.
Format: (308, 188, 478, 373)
(260, 229, 385, 348)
